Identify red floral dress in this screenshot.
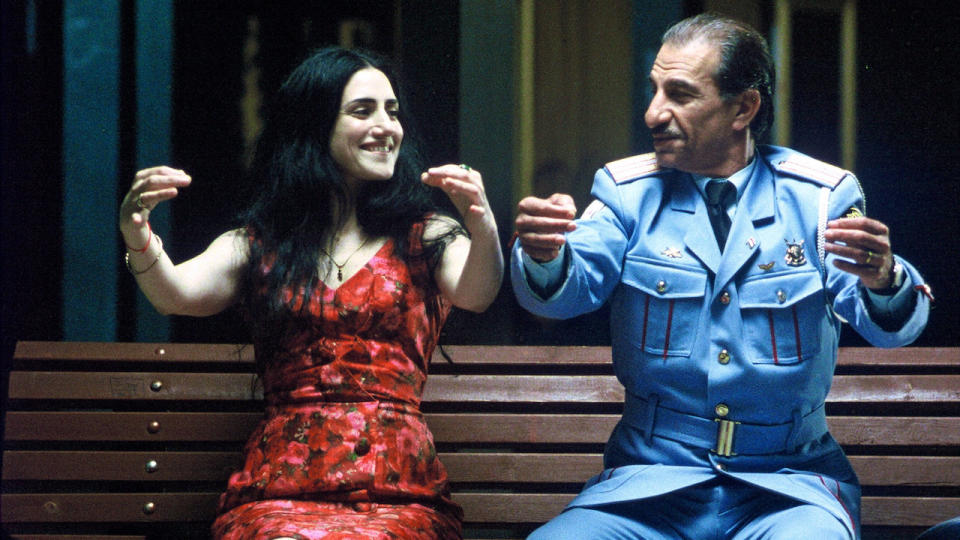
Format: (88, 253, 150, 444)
(212, 224, 463, 539)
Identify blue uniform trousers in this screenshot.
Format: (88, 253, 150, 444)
(527, 476, 851, 539)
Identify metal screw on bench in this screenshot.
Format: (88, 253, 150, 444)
(150, 380, 163, 392)
(147, 420, 161, 434)
(154, 347, 166, 356)
(145, 459, 159, 473)
(142, 502, 156, 515)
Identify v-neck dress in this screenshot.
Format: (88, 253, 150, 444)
(212, 222, 463, 539)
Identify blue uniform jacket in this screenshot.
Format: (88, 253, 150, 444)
(511, 145, 930, 538)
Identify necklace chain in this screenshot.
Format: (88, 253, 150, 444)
(320, 236, 371, 282)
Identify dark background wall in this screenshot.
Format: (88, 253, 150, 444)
(849, 2, 959, 347)
(2, 0, 957, 365)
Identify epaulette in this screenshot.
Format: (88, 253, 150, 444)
(604, 153, 660, 184)
(772, 153, 849, 188)
(581, 199, 606, 220)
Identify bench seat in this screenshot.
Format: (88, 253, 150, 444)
(3, 342, 958, 539)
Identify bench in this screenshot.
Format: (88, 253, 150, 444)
(2, 341, 958, 540)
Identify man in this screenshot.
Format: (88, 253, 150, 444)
(511, 13, 931, 539)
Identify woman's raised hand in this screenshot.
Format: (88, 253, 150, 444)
(420, 164, 503, 312)
(120, 166, 191, 247)
(420, 164, 495, 236)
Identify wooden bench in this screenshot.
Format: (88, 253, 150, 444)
(2, 341, 958, 540)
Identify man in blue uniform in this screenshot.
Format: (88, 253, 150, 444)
(511, 13, 932, 539)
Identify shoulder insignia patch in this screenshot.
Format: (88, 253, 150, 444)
(774, 154, 849, 188)
(843, 205, 864, 218)
(604, 153, 659, 184)
(581, 199, 607, 220)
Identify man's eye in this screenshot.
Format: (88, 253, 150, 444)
(387, 108, 400, 119)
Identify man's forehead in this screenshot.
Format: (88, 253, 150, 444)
(650, 40, 719, 82)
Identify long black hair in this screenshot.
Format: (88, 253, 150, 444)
(237, 46, 461, 355)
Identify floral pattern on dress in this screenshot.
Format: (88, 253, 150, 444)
(212, 222, 463, 539)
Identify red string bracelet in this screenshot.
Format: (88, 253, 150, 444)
(126, 222, 152, 253)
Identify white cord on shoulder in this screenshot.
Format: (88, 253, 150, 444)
(817, 186, 830, 281)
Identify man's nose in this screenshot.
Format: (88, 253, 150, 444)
(644, 95, 669, 129)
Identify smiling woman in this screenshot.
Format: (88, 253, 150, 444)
(329, 68, 404, 186)
(116, 46, 503, 540)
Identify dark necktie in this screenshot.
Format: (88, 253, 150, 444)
(706, 179, 734, 251)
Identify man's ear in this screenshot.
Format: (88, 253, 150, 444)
(732, 88, 761, 131)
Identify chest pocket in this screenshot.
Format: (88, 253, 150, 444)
(739, 269, 827, 365)
(619, 257, 707, 357)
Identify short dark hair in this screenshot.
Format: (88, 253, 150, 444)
(663, 13, 775, 139)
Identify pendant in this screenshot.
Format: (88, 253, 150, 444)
(337, 268, 343, 281)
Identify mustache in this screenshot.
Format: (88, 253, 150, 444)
(651, 125, 683, 139)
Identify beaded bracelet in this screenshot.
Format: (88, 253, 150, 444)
(125, 234, 163, 275)
(125, 222, 153, 253)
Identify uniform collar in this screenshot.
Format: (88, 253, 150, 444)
(673, 153, 773, 278)
(690, 155, 758, 202)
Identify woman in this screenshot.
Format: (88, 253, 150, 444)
(119, 47, 502, 539)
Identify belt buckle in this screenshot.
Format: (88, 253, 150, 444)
(713, 418, 740, 457)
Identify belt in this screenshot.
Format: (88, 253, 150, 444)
(622, 392, 828, 457)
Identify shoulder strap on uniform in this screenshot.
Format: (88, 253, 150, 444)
(604, 153, 659, 184)
(771, 152, 849, 189)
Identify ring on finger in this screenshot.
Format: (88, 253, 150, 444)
(458, 163, 472, 171)
(865, 250, 874, 264)
(136, 194, 147, 210)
